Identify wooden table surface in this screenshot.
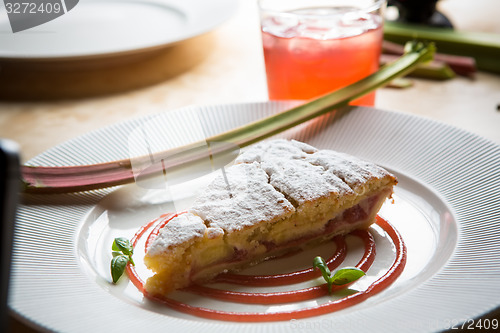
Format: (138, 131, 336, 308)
(2, 0, 499, 331)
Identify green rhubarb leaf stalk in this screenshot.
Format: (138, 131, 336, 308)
(208, 41, 435, 148)
(384, 21, 500, 74)
(22, 41, 435, 194)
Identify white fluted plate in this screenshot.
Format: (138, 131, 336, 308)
(10, 103, 500, 332)
(0, 0, 237, 60)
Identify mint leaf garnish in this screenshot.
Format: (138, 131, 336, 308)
(111, 255, 129, 283)
(313, 256, 366, 293)
(330, 267, 366, 286)
(113, 237, 134, 256)
(110, 237, 134, 284)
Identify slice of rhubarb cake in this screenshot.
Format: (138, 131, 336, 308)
(144, 140, 397, 295)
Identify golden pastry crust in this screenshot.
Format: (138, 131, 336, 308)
(144, 140, 397, 296)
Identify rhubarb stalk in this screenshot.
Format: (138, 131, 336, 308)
(23, 41, 435, 194)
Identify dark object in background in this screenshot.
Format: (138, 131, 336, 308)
(388, 0, 454, 28)
(0, 139, 20, 332)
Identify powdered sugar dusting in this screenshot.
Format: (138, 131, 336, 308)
(236, 140, 353, 205)
(235, 139, 317, 164)
(306, 150, 394, 194)
(147, 213, 207, 256)
(190, 162, 295, 233)
(147, 140, 395, 254)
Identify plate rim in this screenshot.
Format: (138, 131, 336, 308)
(0, 0, 238, 61)
(10, 102, 500, 332)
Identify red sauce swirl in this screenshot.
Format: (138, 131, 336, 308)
(127, 215, 406, 322)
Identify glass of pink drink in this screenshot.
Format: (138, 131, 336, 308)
(259, 0, 386, 106)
